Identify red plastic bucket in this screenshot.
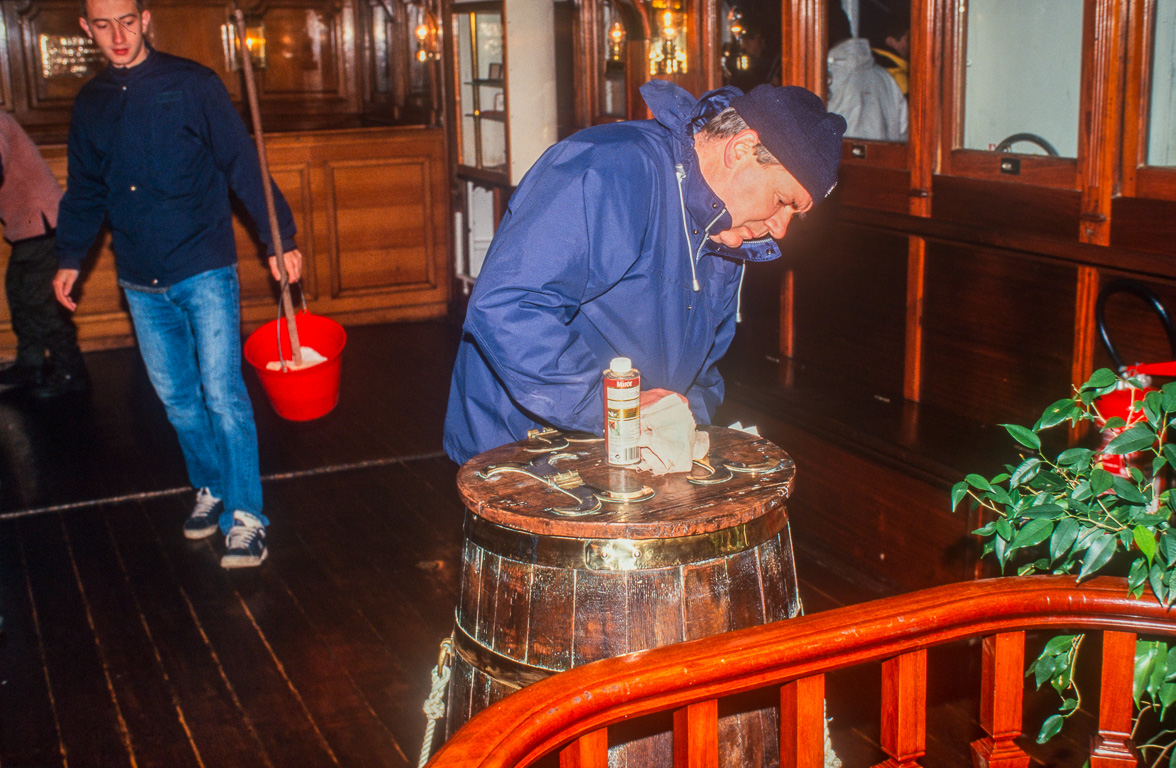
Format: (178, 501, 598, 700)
(243, 312, 346, 421)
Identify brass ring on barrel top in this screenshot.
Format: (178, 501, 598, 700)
(451, 623, 556, 691)
(464, 502, 789, 571)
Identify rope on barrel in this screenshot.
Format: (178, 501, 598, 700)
(417, 636, 454, 768)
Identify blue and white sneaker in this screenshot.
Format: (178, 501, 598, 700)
(183, 488, 222, 540)
(220, 511, 268, 569)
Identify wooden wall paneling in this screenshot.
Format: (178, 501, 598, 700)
(944, 152, 1080, 189)
(836, 166, 910, 214)
(326, 156, 435, 294)
(904, 0, 932, 405)
(1110, 196, 1176, 254)
(907, 0, 940, 209)
(789, 223, 907, 399)
(12, 0, 104, 128)
(930, 177, 1082, 242)
(233, 160, 315, 307)
(780, 266, 794, 362)
(920, 243, 1077, 427)
(0, 127, 450, 358)
(1077, 0, 1129, 246)
(904, 237, 924, 403)
(0, 5, 13, 110)
(780, 0, 820, 92)
(625, 35, 649, 120)
(1072, 266, 1099, 390)
(147, 1, 241, 100)
(315, 128, 450, 318)
(694, 0, 719, 94)
(570, 0, 592, 130)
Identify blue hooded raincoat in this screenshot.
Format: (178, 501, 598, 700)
(443, 80, 784, 465)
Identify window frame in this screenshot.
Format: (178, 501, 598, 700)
(1122, 0, 1176, 199)
(938, 0, 1091, 190)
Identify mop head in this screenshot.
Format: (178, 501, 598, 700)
(266, 346, 328, 371)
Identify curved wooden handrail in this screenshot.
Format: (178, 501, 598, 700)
(427, 575, 1176, 768)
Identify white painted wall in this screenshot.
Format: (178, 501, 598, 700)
(504, 0, 558, 185)
(1150, 0, 1176, 166)
(962, 0, 1083, 157)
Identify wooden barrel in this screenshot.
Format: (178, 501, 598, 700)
(446, 426, 801, 767)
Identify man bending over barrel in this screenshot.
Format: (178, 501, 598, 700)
(444, 81, 846, 464)
(52, 0, 302, 568)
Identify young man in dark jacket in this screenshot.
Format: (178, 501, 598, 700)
(53, 0, 302, 568)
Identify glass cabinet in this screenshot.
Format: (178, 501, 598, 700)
(453, 2, 507, 177)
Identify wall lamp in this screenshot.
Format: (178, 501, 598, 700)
(222, 16, 266, 71)
(725, 6, 750, 72)
(648, 1, 686, 75)
(606, 20, 626, 70)
(415, 11, 441, 62)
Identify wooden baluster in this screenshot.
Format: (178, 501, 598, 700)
(972, 632, 1030, 768)
(781, 674, 827, 768)
(874, 650, 927, 768)
(1090, 631, 1140, 768)
(673, 699, 719, 768)
(560, 727, 608, 768)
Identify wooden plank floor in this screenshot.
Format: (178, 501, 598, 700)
(0, 320, 1088, 767)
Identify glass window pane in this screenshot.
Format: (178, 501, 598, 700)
(720, 1, 782, 91)
(1149, 0, 1176, 166)
(827, 0, 909, 143)
(962, 0, 1083, 158)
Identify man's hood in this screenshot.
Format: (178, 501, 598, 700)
(639, 79, 783, 264)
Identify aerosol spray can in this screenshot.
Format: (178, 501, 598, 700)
(604, 357, 641, 466)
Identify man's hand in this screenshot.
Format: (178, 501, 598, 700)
(268, 249, 303, 283)
(640, 387, 687, 410)
(53, 269, 80, 311)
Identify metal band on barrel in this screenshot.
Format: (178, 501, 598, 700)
(452, 623, 557, 690)
(464, 502, 789, 571)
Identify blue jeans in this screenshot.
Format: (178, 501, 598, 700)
(123, 266, 267, 532)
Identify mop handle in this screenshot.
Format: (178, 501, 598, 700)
(272, 285, 310, 373)
(234, 8, 302, 368)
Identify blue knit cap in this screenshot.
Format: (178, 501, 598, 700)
(729, 84, 847, 202)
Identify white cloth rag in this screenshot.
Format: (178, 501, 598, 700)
(265, 345, 328, 372)
(636, 394, 710, 475)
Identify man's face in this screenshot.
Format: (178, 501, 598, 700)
(709, 134, 814, 248)
(80, 0, 151, 69)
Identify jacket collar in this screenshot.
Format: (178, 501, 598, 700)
(640, 79, 782, 263)
(100, 45, 157, 85)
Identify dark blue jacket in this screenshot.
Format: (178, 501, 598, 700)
(443, 80, 784, 465)
(56, 49, 296, 287)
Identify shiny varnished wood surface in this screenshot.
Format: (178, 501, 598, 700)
(429, 576, 1158, 768)
(458, 428, 794, 539)
(0, 126, 450, 358)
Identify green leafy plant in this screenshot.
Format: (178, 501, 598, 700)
(953, 368, 1176, 763)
